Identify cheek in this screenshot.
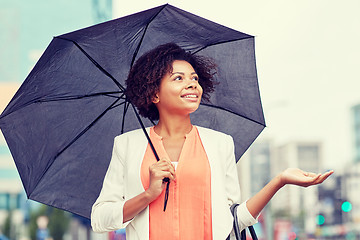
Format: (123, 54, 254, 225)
(198, 84, 204, 96)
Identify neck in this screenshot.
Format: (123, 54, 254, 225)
(154, 114, 193, 139)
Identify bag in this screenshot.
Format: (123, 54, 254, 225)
(226, 203, 258, 240)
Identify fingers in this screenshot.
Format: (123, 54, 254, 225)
(282, 168, 334, 188)
(316, 170, 334, 184)
(146, 158, 176, 199)
(149, 157, 176, 181)
(158, 158, 176, 180)
(308, 170, 334, 185)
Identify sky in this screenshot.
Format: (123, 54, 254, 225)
(1, 0, 359, 172)
(112, 0, 360, 170)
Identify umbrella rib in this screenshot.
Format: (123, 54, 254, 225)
(109, 101, 126, 110)
(30, 97, 122, 197)
(131, 103, 160, 161)
(200, 103, 265, 127)
(150, 118, 156, 126)
(130, 4, 168, 67)
(36, 92, 125, 102)
(121, 101, 130, 134)
(0, 92, 125, 121)
(55, 36, 125, 91)
(192, 36, 254, 55)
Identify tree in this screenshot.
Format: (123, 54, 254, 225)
(2, 211, 12, 239)
(29, 205, 70, 240)
(29, 205, 46, 240)
(48, 208, 70, 240)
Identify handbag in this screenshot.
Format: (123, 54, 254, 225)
(226, 203, 258, 240)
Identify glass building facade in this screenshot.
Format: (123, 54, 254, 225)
(352, 104, 360, 163)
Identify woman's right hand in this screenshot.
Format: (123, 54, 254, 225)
(122, 158, 176, 223)
(146, 157, 176, 201)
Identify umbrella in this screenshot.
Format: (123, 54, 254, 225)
(0, 4, 265, 219)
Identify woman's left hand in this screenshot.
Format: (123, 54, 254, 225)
(279, 168, 334, 188)
(245, 168, 334, 219)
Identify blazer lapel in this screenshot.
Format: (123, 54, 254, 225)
(197, 126, 234, 240)
(125, 128, 151, 240)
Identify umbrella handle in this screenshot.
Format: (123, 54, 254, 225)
(163, 179, 170, 211)
(132, 103, 170, 211)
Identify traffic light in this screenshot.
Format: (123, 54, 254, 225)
(316, 214, 325, 225)
(341, 201, 352, 212)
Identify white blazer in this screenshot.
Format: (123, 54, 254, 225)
(91, 126, 256, 240)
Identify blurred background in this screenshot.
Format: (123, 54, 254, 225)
(0, 0, 359, 239)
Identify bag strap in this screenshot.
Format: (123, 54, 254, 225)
(227, 203, 258, 240)
(226, 203, 243, 240)
(249, 225, 258, 240)
(231, 204, 242, 239)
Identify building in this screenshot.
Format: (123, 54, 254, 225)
(340, 160, 360, 238)
(271, 141, 323, 237)
(0, 1, 112, 239)
(239, 139, 325, 238)
(238, 139, 273, 240)
(0, 144, 27, 239)
(352, 104, 360, 163)
(345, 103, 360, 235)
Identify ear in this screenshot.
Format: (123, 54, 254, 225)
(152, 94, 159, 104)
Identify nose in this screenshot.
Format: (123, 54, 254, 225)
(185, 79, 197, 89)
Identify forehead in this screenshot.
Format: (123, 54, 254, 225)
(170, 60, 196, 73)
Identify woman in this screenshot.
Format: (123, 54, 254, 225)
(91, 43, 333, 239)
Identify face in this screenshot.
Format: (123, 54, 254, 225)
(153, 60, 203, 117)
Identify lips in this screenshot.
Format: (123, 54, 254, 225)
(181, 93, 198, 98)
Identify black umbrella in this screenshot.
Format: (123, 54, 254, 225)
(0, 4, 265, 218)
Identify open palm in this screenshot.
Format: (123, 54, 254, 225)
(280, 168, 334, 188)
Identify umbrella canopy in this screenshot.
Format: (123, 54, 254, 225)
(0, 4, 265, 218)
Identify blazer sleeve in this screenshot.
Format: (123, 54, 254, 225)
(91, 135, 130, 232)
(224, 134, 258, 230)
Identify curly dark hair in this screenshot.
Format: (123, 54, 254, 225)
(125, 43, 217, 121)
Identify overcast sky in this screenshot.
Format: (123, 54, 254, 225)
(113, 0, 360, 170)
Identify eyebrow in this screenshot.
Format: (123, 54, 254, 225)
(170, 72, 197, 76)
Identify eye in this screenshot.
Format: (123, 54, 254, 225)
(192, 76, 199, 81)
(174, 76, 182, 81)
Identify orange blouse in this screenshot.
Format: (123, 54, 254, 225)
(140, 126, 212, 239)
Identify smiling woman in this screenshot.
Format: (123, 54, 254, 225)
(154, 60, 203, 119)
(125, 43, 217, 121)
(90, 43, 333, 240)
